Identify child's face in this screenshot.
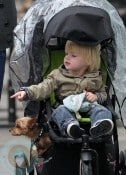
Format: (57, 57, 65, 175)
(64, 51, 89, 76)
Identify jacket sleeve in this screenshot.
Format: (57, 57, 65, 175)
(87, 73, 107, 104)
(27, 69, 58, 100)
(95, 84, 107, 104)
(86, 72, 107, 104)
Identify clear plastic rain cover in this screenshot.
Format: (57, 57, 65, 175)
(10, 0, 126, 126)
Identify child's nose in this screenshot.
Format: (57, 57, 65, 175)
(65, 55, 70, 60)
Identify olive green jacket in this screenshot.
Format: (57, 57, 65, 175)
(27, 65, 107, 104)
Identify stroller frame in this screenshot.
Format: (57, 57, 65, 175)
(12, 5, 126, 175)
(30, 47, 121, 175)
(32, 6, 124, 175)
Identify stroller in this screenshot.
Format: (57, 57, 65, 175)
(10, 0, 126, 175)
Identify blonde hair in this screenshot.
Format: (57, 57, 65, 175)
(65, 40, 101, 72)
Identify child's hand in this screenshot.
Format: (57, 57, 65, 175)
(84, 90, 98, 102)
(10, 91, 26, 101)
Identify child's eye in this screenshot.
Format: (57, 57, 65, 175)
(71, 54, 77, 57)
(65, 52, 77, 58)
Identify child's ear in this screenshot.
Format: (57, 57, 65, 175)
(27, 117, 37, 129)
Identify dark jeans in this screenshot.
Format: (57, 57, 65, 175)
(52, 104, 112, 136)
(0, 50, 6, 99)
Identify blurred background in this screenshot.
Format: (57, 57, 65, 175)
(0, 0, 34, 127)
(0, 0, 126, 128)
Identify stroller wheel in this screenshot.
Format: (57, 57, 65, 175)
(119, 150, 126, 175)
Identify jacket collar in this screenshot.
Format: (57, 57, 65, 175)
(59, 64, 100, 78)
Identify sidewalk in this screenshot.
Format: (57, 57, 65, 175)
(0, 59, 23, 126)
(0, 128, 31, 175)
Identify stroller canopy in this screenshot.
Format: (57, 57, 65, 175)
(10, 0, 126, 127)
(44, 6, 114, 46)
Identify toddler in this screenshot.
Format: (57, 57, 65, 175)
(11, 40, 113, 138)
